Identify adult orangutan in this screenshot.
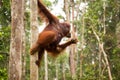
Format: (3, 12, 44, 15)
(30, 0, 78, 67)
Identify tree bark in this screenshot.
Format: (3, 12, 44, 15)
(9, 0, 24, 80)
(22, 0, 26, 80)
(30, 0, 39, 80)
(62, 63, 66, 80)
(69, 0, 76, 78)
(98, 43, 102, 80)
(64, 0, 77, 78)
(64, 0, 70, 20)
(44, 51, 48, 80)
(80, 16, 85, 79)
(55, 60, 58, 80)
(116, 23, 120, 48)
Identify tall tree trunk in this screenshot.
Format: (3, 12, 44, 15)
(80, 16, 85, 79)
(69, 0, 76, 78)
(64, 0, 77, 78)
(9, 0, 24, 80)
(30, 0, 39, 80)
(64, 0, 70, 20)
(22, 0, 26, 80)
(21, 28, 26, 80)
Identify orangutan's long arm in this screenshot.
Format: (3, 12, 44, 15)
(37, 0, 59, 23)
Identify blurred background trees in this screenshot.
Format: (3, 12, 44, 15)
(0, 0, 120, 80)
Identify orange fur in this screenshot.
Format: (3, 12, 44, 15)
(30, 0, 77, 67)
(38, 0, 59, 24)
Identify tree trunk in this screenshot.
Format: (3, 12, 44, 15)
(116, 23, 120, 48)
(9, 0, 24, 80)
(62, 63, 66, 80)
(22, 0, 26, 80)
(101, 43, 112, 80)
(22, 29, 26, 80)
(69, 0, 76, 78)
(64, 0, 70, 20)
(64, 0, 77, 78)
(92, 27, 113, 80)
(98, 43, 102, 80)
(0, 0, 2, 7)
(44, 51, 48, 80)
(30, 0, 39, 80)
(55, 60, 58, 80)
(80, 15, 85, 79)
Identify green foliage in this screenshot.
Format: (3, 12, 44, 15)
(0, 0, 11, 26)
(0, 68, 8, 80)
(0, 26, 10, 52)
(0, 52, 9, 80)
(0, 0, 10, 80)
(73, 0, 120, 79)
(0, 0, 120, 79)
(42, 0, 52, 8)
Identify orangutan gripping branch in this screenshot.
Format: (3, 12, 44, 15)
(30, 0, 78, 67)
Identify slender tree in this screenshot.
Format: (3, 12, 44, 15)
(9, 0, 24, 80)
(64, 0, 77, 78)
(64, 0, 70, 20)
(80, 16, 85, 79)
(30, 0, 39, 80)
(62, 62, 66, 80)
(55, 60, 58, 80)
(22, 0, 26, 80)
(69, 0, 76, 78)
(44, 51, 48, 80)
